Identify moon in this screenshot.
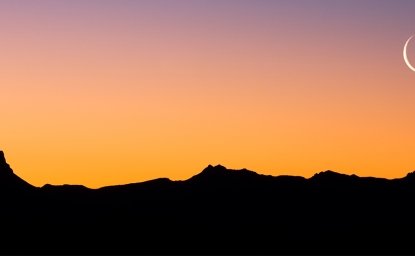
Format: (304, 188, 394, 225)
(403, 35, 415, 72)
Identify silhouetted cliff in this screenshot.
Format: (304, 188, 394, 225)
(0, 151, 34, 193)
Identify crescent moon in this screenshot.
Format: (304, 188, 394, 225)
(403, 35, 415, 72)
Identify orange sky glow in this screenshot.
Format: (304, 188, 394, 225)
(1, 0, 415, 188)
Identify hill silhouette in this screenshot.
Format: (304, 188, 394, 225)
(1, 150, 415, 254)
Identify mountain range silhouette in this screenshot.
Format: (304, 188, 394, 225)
(1, 150, 415, 254)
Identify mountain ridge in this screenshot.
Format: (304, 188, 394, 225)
(1, 150, 413, 191)
(1, 150, 415, 254)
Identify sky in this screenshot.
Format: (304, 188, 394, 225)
(1, 0, 415, 188)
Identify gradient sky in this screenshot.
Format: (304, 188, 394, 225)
(1, 0, 415, 188)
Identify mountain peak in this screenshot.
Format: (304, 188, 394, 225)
(312, 170, 343, 177)
(186, 165, 233, 183)
(403, 171, 415, 181)
(0, 151, 34, 192)
(0, 150, 12, 174)
(203, 164, 227, 172)
(310, 170, 358, 185)
(186, 165, 264, 186)
(191, 164, 228, 179)
(0, 150, 5, 162)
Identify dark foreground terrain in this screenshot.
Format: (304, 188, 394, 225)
(1, 150, 415, 254)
